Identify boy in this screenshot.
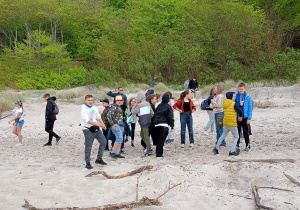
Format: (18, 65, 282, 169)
(100, 98, 110, 150)
(213, 92, 243, 156)
(151, 76, 157, 88)
(188, 77, 199, 100)
(81, 95, 107, 169)
(184, 78, 189, 91)
(131, 92, 154, 157)
(107, 95, 125, 158)
(235, 83, 253, 152)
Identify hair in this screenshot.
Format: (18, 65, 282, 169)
(128, 97, 136, 108)
(180, 90, 190, 102)
(155, 94, 161, 99)
(147, 94, 157, 104)
(167, 91, 174, 99)
(43, 93, 50, 98)
(213, 85, 222, 95)
(85, 94, 93, 100)
(238, 83, 246, 88)
(118, 87, 123, 90)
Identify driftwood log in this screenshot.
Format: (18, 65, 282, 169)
(85, 165, 154, 178)
(283, 172, 300, 187)
(225, 159, 295, 163)
(251, 183, 274, 210)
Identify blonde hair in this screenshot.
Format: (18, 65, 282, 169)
(213, 85, 222, 95)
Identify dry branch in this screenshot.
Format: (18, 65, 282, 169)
(85, 165, 154, 179)
(229, 194, 253, 200)
(156, 182, 182, 200)
(225, 159, 295, 163)
(251, 183, 274, 210)
(283, 172, 300, 187)
(258, 187, 294, 192)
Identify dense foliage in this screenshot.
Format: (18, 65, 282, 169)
(0, 0, 299, 89)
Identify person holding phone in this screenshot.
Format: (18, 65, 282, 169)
(107, 87, 128, 106)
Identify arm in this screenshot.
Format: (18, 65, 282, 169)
(191, 100, 196, 112)
(45, 101, 53, 120)
(213, 95, 223, 108)
(167, 107, 175, 129)
(234, 103, 243, 117)
(107, 91, 117, 98)
(246, 97, 253, 123)
(173, 101, 183, 113)
(8, 112, 22, 124)
(107, 105, 116, 126)
(131, 104, 140, 115)
(95, 107, 106, 129)
(124, 95, 128, 107)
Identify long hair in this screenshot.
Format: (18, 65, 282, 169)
(167, 91, 174, 99)
(213, 85, 222, 95)
(180, 90, 189, 102)
(128, 97, 136, 108)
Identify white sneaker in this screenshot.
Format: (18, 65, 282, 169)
(163, 146, 169, 151)
(190, 143, 194, 147)
(16, 143, 23, 146)
(202, 130, 209, 136)
(181, 144, 185, 148)
(209, 132, 216, 135)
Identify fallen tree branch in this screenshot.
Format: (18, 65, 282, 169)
(156, 182, 182, 200)
(283, 172, 300, 187)
(229, 193, 253, 200)
(85, 165, 154, 178)
(251, 183, 274, 210)
(258, 186, 294, 192)
(225, 159, 295, 163)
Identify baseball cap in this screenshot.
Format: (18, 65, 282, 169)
(100, 99, 109, 104)
(115, 95, 124, 101)
(15, 100, 23, 106)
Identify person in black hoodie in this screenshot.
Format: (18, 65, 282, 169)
(153, 93, 174, 157)
(43, 93, 62, 146)
(188, 77, 199, 100)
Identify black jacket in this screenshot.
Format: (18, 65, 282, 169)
(188, 79, 199, 89)
(153, 93, 174, 129)
(45, 96, 57, 120)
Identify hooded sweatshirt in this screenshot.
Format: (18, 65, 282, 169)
(153, 93, 175, 129)
(45, 96, 57, 120)
(131, 92, 154, 128)
(223, 92, 243, 127)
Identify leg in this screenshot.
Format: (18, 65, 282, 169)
(16, 126, 23, 143)
(187, 113, 194, 144)
(168, 125, 173, 140)
(45, 120, 59, 144)
(206, 110, 215, 132)
(83, 129, 94, 164)
(131, 123, 136, 141)
(241, 119, 250, 147)
(12, 126, 18, 136)
(95, 131, 107, 160)
(216, 126, 230, 149)
(215, 113, 226, 146)
(156, 127, 168, 157)
(141, 127, 151, 153)
(112, 125, 123, 154)
(102, 129, 109, 150)
(180, 113, 187, 144)
(237, 119, 242, 147)
(230, 127, 239, 153)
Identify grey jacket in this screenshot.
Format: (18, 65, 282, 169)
(131, 92, 154, 128)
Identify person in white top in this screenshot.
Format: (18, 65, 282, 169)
(81, 94, 107, 169)
(8, 100, 24, 146)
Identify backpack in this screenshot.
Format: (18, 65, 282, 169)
(53, 103, 59, 115)
(200, 99, 209, 110)
(101, 105, 112, 129)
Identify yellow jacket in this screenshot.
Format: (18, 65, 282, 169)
(223, 99, 237, 127)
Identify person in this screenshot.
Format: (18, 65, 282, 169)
(202, 89, 215, 136)
(184, 78, 189, 91)
(8, 100, 24, 146)
(213, 92, 243, 156)
(147, 94, 157, 149)
(173, 90, 196, 147)
(188, 77, 199, 100)
(209, 85, 226, 147)
(151, 76, 157, 88)
(107, 95, 125, 159)
(127, 98, 137, 147)
(81, 94, 107, 169)
(145, 88, 154, 102)
(43, 93, 62, 146)
(131, 92, 154, 157)
(100, 99, 110, 151)
(235, 83, 253, 152)
(153, 93, 174, 157)
(155, 93, 161, 108)
(165, 91, 175, 144)
(107, 87, 128, 106)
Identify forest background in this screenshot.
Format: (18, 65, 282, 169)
(0, 0, 300, 90)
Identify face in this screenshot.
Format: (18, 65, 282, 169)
(130, 99, 136, 106)
(151, 97, 157, 104)
(118, 88, 124, 94)
(43, 97, 48, 102)
(232, 94, 236, 102)
(15, 104, 21, 108)
(238, 86, 245, 95)
(102, 102, 109, 107)
(85, 97, 94, 106)
(186, 93, 190, 99)
(115, 100, 123, 106)
(213, 87, 218, 94)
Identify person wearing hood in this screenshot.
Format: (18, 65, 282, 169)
(131, 92, 154, 157)
(213, 92, 242, 156)
(153, 93, 174, 157)
(43, 93, 62, 146)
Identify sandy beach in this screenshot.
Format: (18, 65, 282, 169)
(0, 85, 300, 210)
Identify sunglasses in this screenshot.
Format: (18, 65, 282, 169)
(119, 89, 124, 91)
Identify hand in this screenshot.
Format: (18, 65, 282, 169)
(8, 120, 11, 124)
(122, 127, 125, 132)
(113, 89, 118, 92)
(247, 119, 251, 124)
(171, 129, 174, 132)
(240, 101, 244, 106)
(99, 123, 106, 130)
(238, 117, 243, 122)
(178, 109, 183, 113)
(12, 122, 16, 126)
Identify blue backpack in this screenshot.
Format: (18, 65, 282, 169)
(201, 99, 209, 110)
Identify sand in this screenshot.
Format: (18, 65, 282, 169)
(0, 85, 300, 210)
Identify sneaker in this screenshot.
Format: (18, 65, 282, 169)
(85, 163, 93, 169)
(229, 151, 239, 156)
(125, 137, 128, 143)
(213, 147, 219, 154)
(244, 145, 251, 152)
(131, 141, 135, 147)
(156, 155, 164, 157)
(143, 147, 147, 153)
(43, 143, 52, 147)
(202, 130, 209, 136)
(56, 137, 62, 145)
(95, 158, 107, 165)
(236, 146, 240, 153)
(190, 143, 194, 147)
(181, 144, 185, 148)
(116, 154, 125, 158)
(142, 152, 152, 157)
(16, 143, 23, 146)
(169, 139, 174, 143)
(110, 152, 117, 159)
(165, 139, 171, 144)
(209, 131, 216, 135)
(121, 149, 127, 154)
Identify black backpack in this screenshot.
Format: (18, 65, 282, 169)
(201, 99, 209, 110)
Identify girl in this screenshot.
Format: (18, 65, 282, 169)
(8, 100, 24, 146)
(209, 85, 226, 147)
(127, 98, 137, 147)
(166, 91, 175, 144)
(203, 88, 215, 135)
(147, 94, 157, 148)
(173, 91, 196, 147)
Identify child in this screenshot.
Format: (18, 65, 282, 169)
(235, 83, 253, 152)
(166, 91, 175, 144)
(8, 100, 24, 146)
(173, 90, 196, 147)
(213, 92, 243, 156)
(107, 95, 126, 159)
(184, 78, 189, 91)
(81, 95, 107, 169)
(100, 98, 110, 150)
(127, 98, 137, 147)
(210, 85, 226, 147)
(131, 92, 154, 157)
(203, 88, 215, 135)
(153, 93, 174, 157)
(188, 77, 199, 100)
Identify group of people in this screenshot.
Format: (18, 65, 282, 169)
(8, 78, 253, 170)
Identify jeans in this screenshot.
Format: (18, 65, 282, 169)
(155, 126, 169, 157)
(180, 112, 194, 144)
(83, 129, 107, 164)
(205, 110, 214, 132)
(45, 119, 59, 144)
(168, 125, 173, 139)
(215, 126, 239, 153)
(215, 112, 226, 146)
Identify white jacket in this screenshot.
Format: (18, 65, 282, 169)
(80, 104, 100, 130)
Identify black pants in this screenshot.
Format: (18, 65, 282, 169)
(154, 126, 169, 157)
(237, 118, 250, 147)
(45, 119, 59, 144)
(102, 129, 109, 150)
(131, 123, 136, 140)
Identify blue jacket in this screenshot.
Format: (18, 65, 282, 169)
(107, 91, 128, 106)
(235, 92, 252, 120)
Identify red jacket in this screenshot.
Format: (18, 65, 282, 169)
(173, 99, 196, 113)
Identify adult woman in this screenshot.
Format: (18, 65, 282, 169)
(8, 100, 24, 146)
(127, 98, 137, 147)
(210, 85, 226, 147)
(173, 91, 196, 147)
